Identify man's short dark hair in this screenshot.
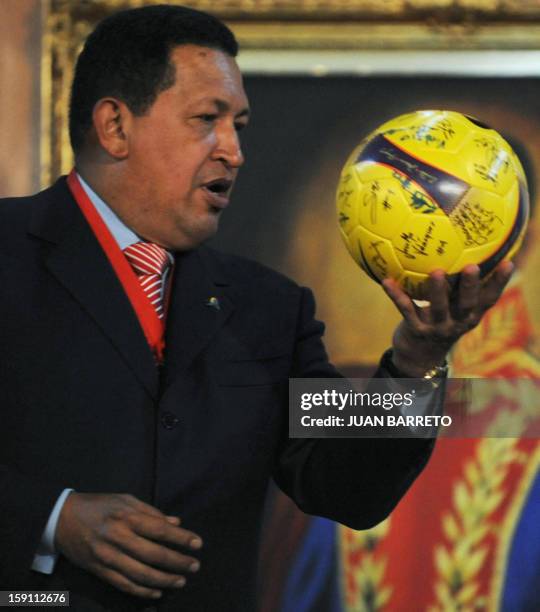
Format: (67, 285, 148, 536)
(69, 4, 238, 154)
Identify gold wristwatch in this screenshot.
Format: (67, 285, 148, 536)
(382, 349, 448, 387)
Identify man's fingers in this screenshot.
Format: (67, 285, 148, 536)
(480, 261, 514, 309)
(426, 270, 450, 324)
(384, 259, 514, 375)
(112, 529, 201, 574)
(382, 278, 423, 330)
(129, 513, 203, 551)
(381, 261, 512, 327)
(454, 264, 481, 317)
(94, 544, 188, 590)
(118, 496, 182, 527)
(96, 566, 163, 600)
(120, 494, 169, 520)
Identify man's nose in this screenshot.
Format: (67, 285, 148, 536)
(214, 124, 245, 168)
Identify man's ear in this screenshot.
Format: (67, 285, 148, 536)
(91, 98, 131, 159)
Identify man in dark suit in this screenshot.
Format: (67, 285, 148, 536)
(0, 4, 512, 611)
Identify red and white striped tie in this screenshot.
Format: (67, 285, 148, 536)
(123, 242, 172, 319)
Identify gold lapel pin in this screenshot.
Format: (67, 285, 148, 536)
(205, 296, 220, 311)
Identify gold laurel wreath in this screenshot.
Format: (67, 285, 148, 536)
(427, 438, 526, 612)
(451, 298, 518, 375)
(340, 519, 393, 612)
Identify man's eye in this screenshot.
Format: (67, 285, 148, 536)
(235, 122, 248, 132)
(199, 114, 217, 123)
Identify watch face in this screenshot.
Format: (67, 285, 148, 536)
(422, 364, 448, 390)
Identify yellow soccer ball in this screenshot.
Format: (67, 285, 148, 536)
(336, 110, 530, 299)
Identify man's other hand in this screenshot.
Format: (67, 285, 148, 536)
(382, 262, 514, 377)
(55, 492, 202, 600)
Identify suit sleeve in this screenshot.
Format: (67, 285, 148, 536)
(0, 465, 65, 586)
(272, 287, 437, 530)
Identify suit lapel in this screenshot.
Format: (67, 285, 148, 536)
(28, 178, 159, 399)
(162, 248, 234, 386)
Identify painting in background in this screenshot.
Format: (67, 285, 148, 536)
(208, 75, 540, 611)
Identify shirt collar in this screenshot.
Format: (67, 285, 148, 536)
(76, 172, 139, 251)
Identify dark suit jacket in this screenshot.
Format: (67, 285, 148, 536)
(0, 178, 435, 610)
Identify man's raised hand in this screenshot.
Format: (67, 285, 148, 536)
(382, 262, 514, 377)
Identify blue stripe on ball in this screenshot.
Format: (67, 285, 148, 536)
(357, 134, 470, 215)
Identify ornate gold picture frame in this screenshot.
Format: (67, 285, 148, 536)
(41, 0, 540, 186)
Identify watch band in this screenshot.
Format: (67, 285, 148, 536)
(381, 348, 448, 386)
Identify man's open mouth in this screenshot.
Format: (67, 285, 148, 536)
(202, 178, 233, 209)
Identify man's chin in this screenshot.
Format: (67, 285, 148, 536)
(170, 218, 220, 252)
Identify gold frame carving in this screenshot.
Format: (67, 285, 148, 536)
(41, 0, 540, 185)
